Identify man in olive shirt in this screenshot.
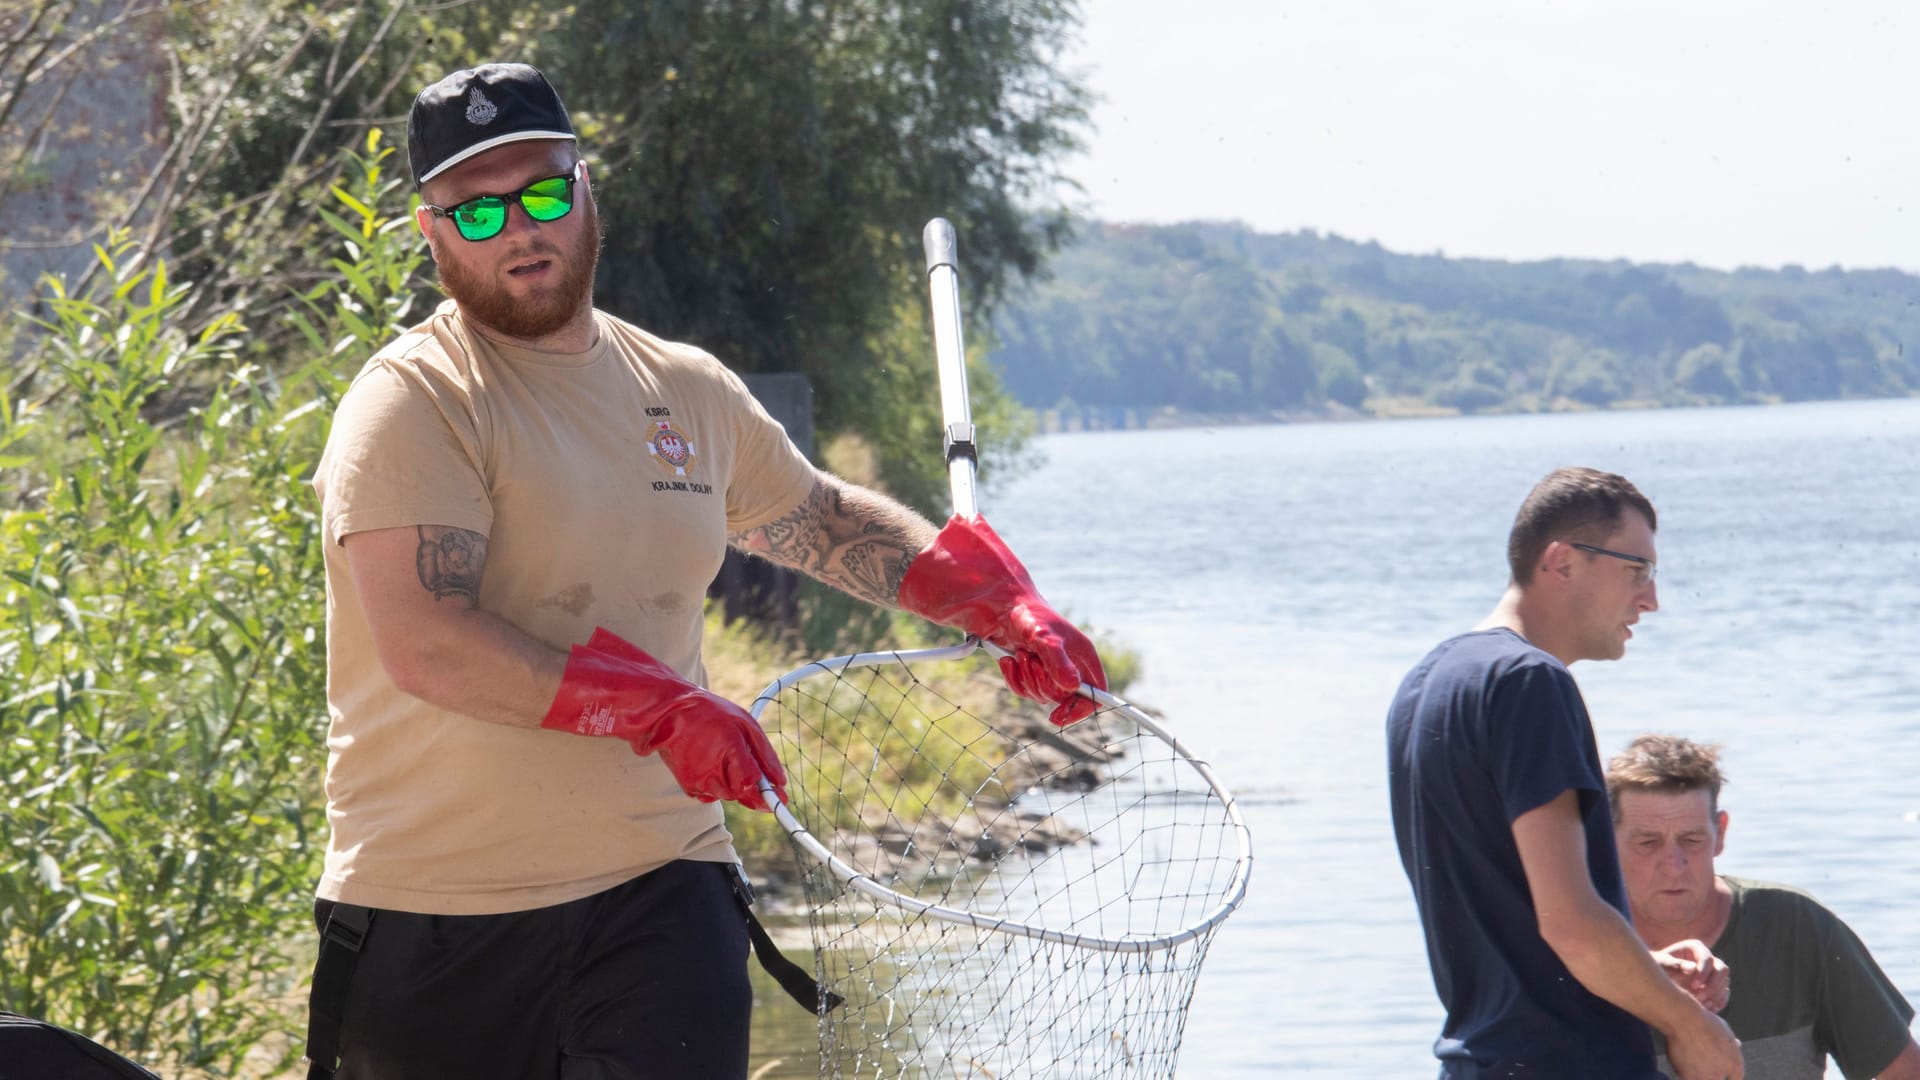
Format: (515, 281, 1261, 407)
(1608, 735, 1920, 1079)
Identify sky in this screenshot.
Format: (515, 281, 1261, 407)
(1060, 0, 1919, 273)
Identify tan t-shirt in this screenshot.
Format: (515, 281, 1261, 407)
(311, 300, 815, 914)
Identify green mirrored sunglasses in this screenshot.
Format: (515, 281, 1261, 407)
(423, 163, 582, 241)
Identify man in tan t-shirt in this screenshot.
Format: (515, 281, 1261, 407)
(304, 62, 1106, 1080)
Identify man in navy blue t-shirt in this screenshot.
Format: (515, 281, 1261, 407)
(1387, 467, 1744, 1080)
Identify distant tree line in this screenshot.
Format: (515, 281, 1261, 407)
(989, 222, 1920, 416)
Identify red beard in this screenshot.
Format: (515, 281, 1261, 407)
(436, 196, 601, 342)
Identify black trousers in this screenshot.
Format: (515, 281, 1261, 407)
(314, 860, 752, 1079)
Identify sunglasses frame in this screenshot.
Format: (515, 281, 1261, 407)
(1570, 541, 1657, 585)
(422, 160, 585, 242)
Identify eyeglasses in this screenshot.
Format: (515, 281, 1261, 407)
(422, 162, 582, 242)
(1571, 542, 1657, 585)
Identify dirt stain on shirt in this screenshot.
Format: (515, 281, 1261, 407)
(537, 583, 596, 617)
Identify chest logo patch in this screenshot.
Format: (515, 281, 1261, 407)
(646, 419, 697, 477)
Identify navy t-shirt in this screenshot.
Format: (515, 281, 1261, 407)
(1386, 629, 1660, 1079)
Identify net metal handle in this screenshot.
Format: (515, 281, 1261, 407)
(924, 217, 980, 521)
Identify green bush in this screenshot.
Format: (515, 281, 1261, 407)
(0, 132, 421, 1077)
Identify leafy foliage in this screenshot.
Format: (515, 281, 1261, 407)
(546, 0, 1084, 514)
(0, 135, 423, 1077)
(1, 240, 317, 1074)
(992, 223, 1920, 416)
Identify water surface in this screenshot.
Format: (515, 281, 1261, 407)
(754, 398, 1920, 1077)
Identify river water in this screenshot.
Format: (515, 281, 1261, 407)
(751, 397, 1920, 1077)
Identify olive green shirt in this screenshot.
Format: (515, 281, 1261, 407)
(1656, 877, 1915, 1080)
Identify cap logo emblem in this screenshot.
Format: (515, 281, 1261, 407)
(465, 87, 498, 126)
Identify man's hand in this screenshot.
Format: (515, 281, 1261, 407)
(897, 514, 1107, 726)
(541, 628, 788, 811)
(1665, 1008, 1743, 1080)
(1655, 939, 1731, 1013)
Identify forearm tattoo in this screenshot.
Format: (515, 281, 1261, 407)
(415, 525, 487, 603)
(731, 478, 931, 606)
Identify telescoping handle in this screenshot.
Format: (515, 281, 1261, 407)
(919, 221, 1107, 706)
(923, 217, 978, 521)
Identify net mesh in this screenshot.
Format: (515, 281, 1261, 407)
(754, 648, 1247, 1079)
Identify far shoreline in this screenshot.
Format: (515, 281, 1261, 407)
(1033, 392, 1920, 435)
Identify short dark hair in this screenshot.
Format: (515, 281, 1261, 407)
(1605, 734, 1726, 819)
(1506, 467, 1657, 584)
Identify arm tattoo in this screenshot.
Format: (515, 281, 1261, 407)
(415, 525, 487, 604)
(731, 477, 933, 606)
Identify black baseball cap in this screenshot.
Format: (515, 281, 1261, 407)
(407, 62, 576, 185)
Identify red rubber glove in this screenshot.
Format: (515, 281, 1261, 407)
(540, 628, 788, 811)
(897, 514, 1106, 726)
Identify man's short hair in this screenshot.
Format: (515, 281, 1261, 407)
(1506, 467, 1657, 585)
(1605, 734, 1726, 819)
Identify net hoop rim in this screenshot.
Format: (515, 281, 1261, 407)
(750, 640, 1254, 954)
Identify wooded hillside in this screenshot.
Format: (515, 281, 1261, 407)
(990, 221, 1920, 417)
